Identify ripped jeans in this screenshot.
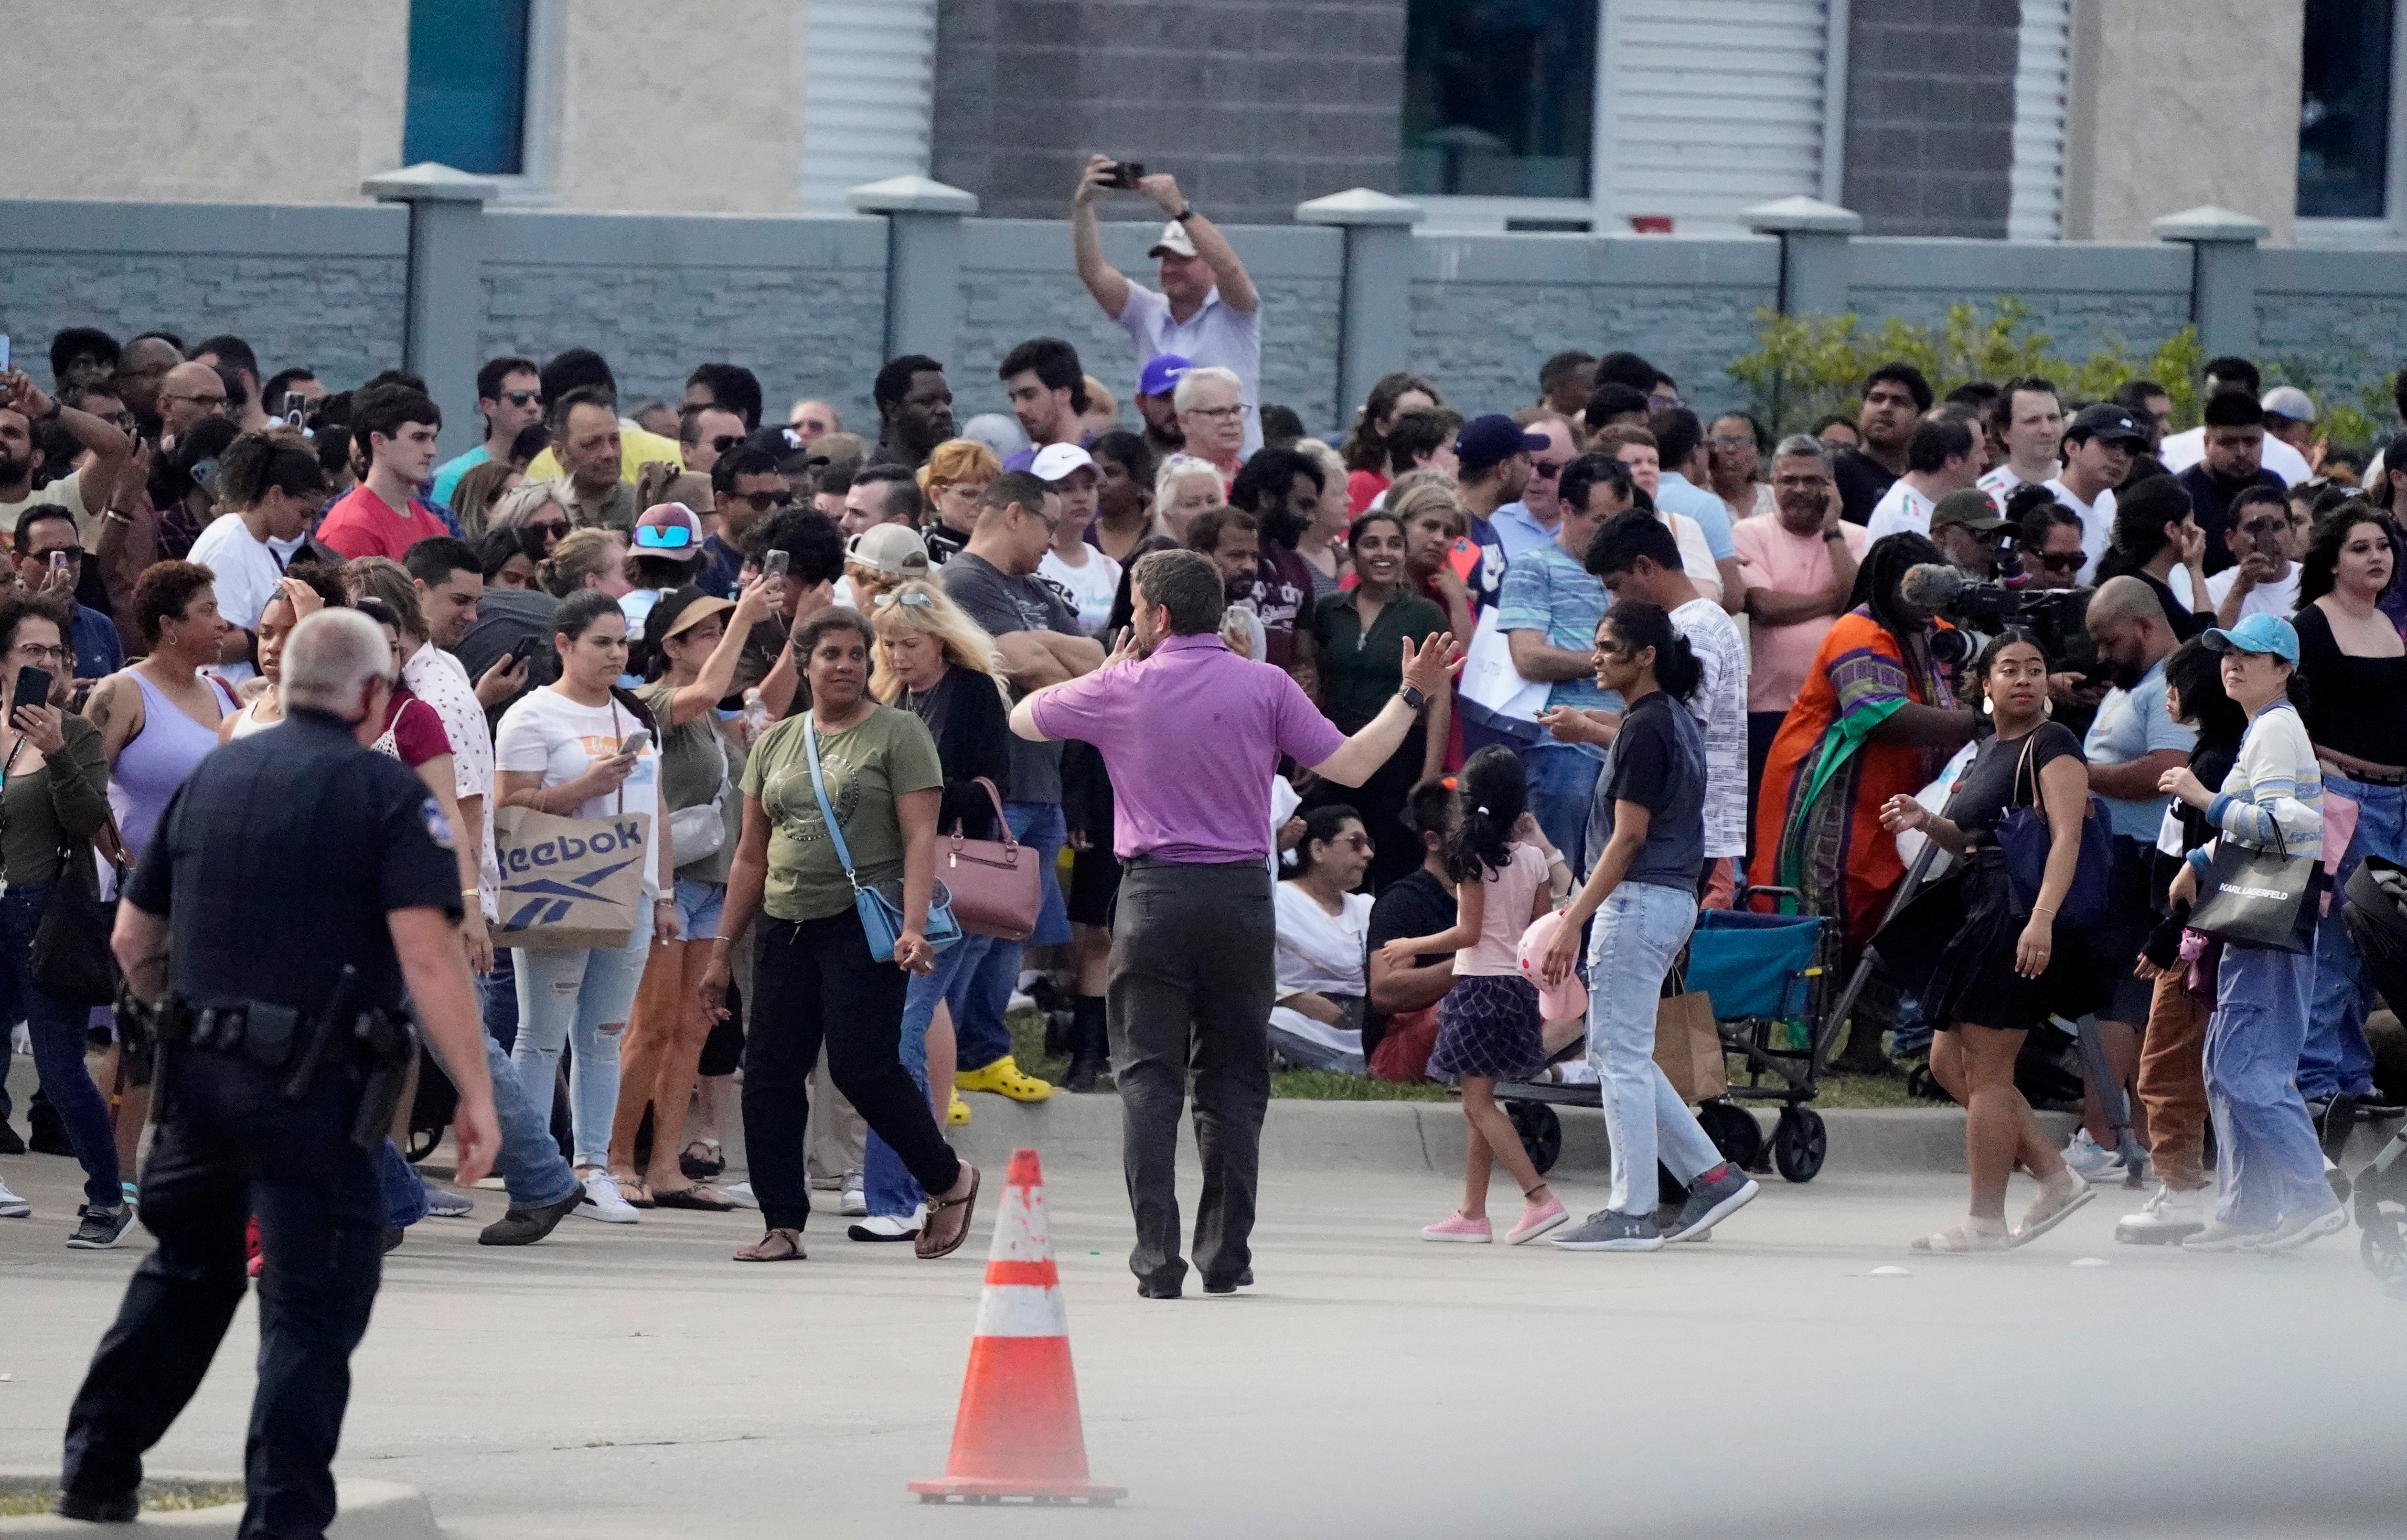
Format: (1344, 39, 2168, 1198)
(509, 905, 654, 1168)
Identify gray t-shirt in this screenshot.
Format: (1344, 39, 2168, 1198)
(1583, 690, 1707, 892)
(942, 551, 1080, 806)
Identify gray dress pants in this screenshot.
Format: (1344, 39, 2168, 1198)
(1108, 857, 1274, 1290)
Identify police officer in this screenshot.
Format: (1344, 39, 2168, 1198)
(55, 608, 500, 1538)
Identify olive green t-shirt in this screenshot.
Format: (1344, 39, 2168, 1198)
(741, 704, 944, 923)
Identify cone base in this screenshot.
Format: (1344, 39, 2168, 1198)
(910, 1478, 1127, 1507)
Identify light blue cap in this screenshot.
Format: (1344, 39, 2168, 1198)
(2201, 611, 2299, 664)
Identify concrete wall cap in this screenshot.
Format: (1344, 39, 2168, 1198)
(2150, 205, 2270, 244)
(1295, 188, 1423, 227)
(1742, 196, 1862, 235)
(846, 175, 978, 215)
(361, 163, 497, 205)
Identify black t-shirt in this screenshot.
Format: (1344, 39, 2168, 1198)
(1941, 720, 2082, 844)
(942, 551, 1083, 806)
(1835, 448, 1898, 527)
(1584, 689, 1707, 890)
(2293, 602, 2407, 767)
(128, 709, 461, 1014)
(1365, 866, 1457, 1036)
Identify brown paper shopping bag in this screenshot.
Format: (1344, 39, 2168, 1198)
(1652, 989, 1727, 1104)
(492, 805, 652, 950)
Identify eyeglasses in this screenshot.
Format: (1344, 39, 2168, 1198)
(499, 390, 542, 408)
(1186, 405, 1244, 422)
(2032, 550, 2085, 572)
(1335, 833, 1375, 852)
(731, 489, 794, 511)
(11, 642, 68, 664)
(1529, 461, 1567, 479)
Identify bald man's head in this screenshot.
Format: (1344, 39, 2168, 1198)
(2087, 574, 2175, 686)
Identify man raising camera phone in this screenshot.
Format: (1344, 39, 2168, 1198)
(1070, 154, 1262, 456)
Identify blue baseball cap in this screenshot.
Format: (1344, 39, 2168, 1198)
(2202, 612, 2300, 664)
(1455, 413, 1550, 475)
(1137, 354, 1191, 398)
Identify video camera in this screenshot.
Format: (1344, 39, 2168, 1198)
(1900, 562, 2099, 683)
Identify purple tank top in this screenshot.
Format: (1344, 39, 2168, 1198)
(107, 669, 235, 862)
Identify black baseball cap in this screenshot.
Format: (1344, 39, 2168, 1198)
(2066, 403, 2145, 448)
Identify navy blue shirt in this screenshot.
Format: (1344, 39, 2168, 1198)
(69, 601, 122, 681)
(128, 708, 461, 1013)
(1583, 689, 1708, 891)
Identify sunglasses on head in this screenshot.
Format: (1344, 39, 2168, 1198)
(871, 590, 934, 609)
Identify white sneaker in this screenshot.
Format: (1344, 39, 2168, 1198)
(0, 1174, 29, 1219)
(721, 1181, 759, 1209)
(2061, 1130, 2120, 1184)
(2116, 1183, 2211, 1245)
(847, 1207, 924, 1241)
(577, 1170, 640, 1224)
(839, 1172, 867, 1218)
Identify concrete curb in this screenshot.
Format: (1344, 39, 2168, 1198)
(720, 1088, 2093, 1178)
(0, 1476, 435, 1538)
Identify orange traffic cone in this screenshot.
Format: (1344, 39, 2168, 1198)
(910, 1148, 1125, 1507)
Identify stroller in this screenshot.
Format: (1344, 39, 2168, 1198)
(2341, 857, 2407, 1298)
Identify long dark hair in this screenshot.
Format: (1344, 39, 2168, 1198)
(1340, 371, 1441, 472)
(1601, 599, 1701, 703)
(2295, 505, 2400, 606)
(1852, 531, 1945, 647)
(1288, 804, 1362, 880)
(1448, 746, 1526, 884)
(2163, 637, 2247, 752)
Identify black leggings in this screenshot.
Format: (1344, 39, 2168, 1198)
(741, 912, 963, 1232)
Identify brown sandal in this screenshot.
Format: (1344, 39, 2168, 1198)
(653, 1184, 735, 1212)
(733, 1227, 806, 1262)
(915, 1166, 981, 1259)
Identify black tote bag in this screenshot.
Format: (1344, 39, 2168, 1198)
(2186, 831, 2318, 954)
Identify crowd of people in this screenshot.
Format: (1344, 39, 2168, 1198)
(0, 157, 2402, 1269)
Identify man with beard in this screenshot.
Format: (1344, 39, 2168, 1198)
(0, 369, 133, 538)
(111, 334, 184, 439)
(1835, 362, 1932, 524)
(1227, 447, 1324, 669)
(871, 355, 955, 471)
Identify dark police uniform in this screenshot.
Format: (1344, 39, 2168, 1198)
(59, 707, 460, 1540)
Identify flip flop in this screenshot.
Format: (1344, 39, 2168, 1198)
(915, 1166, 981, 1260)
(652, 1184, 736, 1212)
(614, 1177, 656, 1209)
(733, 1227, 806, 1262)
(2012, 1181, 2096, 1247)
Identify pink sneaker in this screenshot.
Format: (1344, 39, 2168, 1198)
(1506, 1192, 1569, 1245)
(1421, 1211, 1493, 1243)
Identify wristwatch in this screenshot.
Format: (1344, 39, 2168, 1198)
(1399, 684, 1428, 712)
(1173, 204, 1196, 223)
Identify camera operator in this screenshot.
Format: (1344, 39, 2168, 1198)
(1929, 488, 2007, 580)
(2014, 489, 2088, 594)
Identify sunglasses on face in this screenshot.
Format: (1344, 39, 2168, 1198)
(708, 434, 745, 454)
(1333, 833, 1374, 853)
(1529, 461, 1567, 479)
(500, 390, 542, 408)
(731, 489, 793, 511)
(525, 517, 569, 538)
(2033, 550, 2084, 572)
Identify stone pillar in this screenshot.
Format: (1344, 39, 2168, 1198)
(2152, 205, 2268, 362)
(848, 175, 979, 369)
(1743, 196, 1862, 318)
(362, 163, 495, 460)
(1296, 188, 1423, 426)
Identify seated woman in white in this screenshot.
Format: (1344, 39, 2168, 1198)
(1268, 805, 1377, 1074)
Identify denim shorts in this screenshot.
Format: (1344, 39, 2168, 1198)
(675, 878, 726, 941)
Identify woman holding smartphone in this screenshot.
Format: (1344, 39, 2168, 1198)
(0, 591, 120, 1247)
(495, 590, 676, 1226)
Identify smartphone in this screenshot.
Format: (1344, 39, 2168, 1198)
(12, 665, 51, 716)
(508, 634, 540, 668)
(0, 335, 11, 374)
(1446, 535, 1481, 583)
(50, 549, 74, 584)
(617, 728, 652, 759)
(281, 391, 308, 427)
(1103, 161, 1145, 190)
(761, 549, 791, 582)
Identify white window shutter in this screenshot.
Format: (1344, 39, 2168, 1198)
(799, 0, 938, 215)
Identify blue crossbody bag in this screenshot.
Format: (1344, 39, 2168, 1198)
(802, 714, 962, 960)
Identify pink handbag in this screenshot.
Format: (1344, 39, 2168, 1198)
(943, 779, 1043, 941)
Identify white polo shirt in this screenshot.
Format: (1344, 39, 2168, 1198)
(1114, 284, 1264, 455)
(2042, 477, 2118, 584)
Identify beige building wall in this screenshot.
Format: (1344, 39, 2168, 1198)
(549, 0, 808, 213)
(2063, 0, 2303, 245)
(6, 1, 407, 204)
(0, 0, 810, 213)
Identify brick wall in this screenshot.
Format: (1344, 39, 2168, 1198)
(931, 0, 1407, 225)
(1842, 0, 2020, 238)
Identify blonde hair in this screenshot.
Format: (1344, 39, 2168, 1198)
(917, 438, 1004, 497)
(1294, 438, 1347, 514)
(490, 480, 570, 532)
(539, 527, 627, 597)
(1083, 375, 1117, 422)
(340, 555, 426, 641)
(451, 460, 522, 537)
(1387, 478, 1464, 535)
(867, 578, 1010, 705)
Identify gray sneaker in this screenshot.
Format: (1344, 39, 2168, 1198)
(1551, 1209, 1664, 1252)
(65, 1204, 134, 1250)
(2241, 1199, 2349, 1253)
(1663, 1166, 1760, 1243)
(2181, 1218, 2272, 1252)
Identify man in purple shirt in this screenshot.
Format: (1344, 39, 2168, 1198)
(1013, 548, 1458, 1298)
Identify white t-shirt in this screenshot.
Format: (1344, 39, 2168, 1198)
(1114, 284, 1265, 455)
(1863, 479, 1936, 544)
(1977, 462, 2056, 501)
(1664, 512, 1722, 604)
(188, 513, 285, 686)
(495, 687, 663, 895)
(2203, 562, 2301, 621)
(2042, 478, 2117, 585)
(1671, 598, 1750, 860)
(0, 466, 95, 538)
(1272, 882, 1373, 1000)
(1038, 545, 1123, 637)
(407, 642, 500, 919)
(2160, 426, 2311, 486)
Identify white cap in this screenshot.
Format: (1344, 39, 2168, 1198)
(1029, 442, 1096, 482)
(2260, 385, 2316, 423)
(1147, 220, 1198, 259)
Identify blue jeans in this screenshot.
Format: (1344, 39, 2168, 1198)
(470, 971, 581, 1212)
(2206, 941, 2332, 1228)
(1525, 744, 1604, 881)
(956, 801, 1068, 1070)
(0, 883, 119, 1208)
(1584, 881, 1719, 1215)
(2302, 772, 2404, 1100)
(510, 905, 654, 1167)
(377, 1139, 428, 1228)
(863, 933, 994, 1218)
(483, 948, 519, 1054)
